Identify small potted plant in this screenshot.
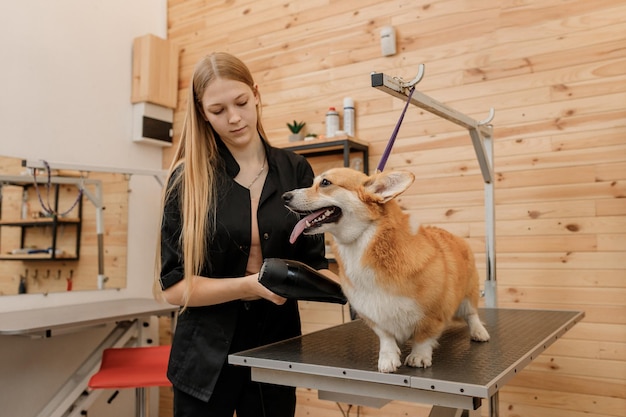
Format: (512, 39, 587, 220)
(287, 120, 306, 142)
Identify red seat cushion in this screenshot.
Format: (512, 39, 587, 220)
(89, 345, 171, 389)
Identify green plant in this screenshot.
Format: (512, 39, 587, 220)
(287, 120, 306, 134)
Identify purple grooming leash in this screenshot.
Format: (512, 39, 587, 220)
(376, 86, 415, 172)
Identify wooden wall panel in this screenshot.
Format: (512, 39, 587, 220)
(164, 1, 626, 416)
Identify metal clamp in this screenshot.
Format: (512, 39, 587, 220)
(393, 63, 425, 90)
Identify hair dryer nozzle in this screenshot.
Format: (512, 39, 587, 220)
(259, 258, 347, 304)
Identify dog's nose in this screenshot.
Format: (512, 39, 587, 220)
(282, 192, 293, 204)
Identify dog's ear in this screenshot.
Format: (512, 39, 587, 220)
(363, 171, 415, 203)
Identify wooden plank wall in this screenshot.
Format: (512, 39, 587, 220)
(163, 1, 626, 416)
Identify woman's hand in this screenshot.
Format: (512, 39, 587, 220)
(161, 273, 287, 307)
(241, 273, 287, 305)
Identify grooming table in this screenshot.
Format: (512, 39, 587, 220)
(229, 308, 583, 416)
(0, 297, 176, 337)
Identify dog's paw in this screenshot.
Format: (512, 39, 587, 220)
(404, 352, 433, 368)
(468, 315, 490, 342)
(405, 339, 436, 368)
(471, 327, 490, 342)
(378, 352, 402, 373)
(470, 323, 490, 342)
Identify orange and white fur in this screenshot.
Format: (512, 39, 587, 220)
(285, 167, 490, 373)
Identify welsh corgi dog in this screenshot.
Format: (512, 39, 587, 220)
(284, 167, 490, 373)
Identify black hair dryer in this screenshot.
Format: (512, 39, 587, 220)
(258, 258, 347, 305)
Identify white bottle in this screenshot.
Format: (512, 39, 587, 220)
(325, 107, 340, 138)
(343, 97, 355, 137)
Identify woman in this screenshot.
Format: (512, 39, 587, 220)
(154, 52, 334, 417)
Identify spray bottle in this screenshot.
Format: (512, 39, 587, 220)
(325, 107, 340, 138)
(343, 97, 355, 137)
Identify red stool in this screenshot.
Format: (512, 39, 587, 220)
(88, 345, 172, 417)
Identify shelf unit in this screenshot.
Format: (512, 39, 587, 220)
(279, 136, 369, 173)
(0, 175, 85, 261)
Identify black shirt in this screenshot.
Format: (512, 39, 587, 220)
(160, 138, 327, 401)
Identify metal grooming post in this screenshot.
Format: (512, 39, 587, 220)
(23, 160, 165, 289)
(371, 65, 497, 309)
(372, 67, 498, 416)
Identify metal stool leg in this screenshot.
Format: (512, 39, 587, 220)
(136, 387, 146, 417)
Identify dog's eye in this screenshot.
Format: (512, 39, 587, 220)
(320, 178, 332, 187)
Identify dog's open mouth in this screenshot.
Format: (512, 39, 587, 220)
(289, 207, 342, 244)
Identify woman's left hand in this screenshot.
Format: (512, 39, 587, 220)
(241, 273, 287, 305)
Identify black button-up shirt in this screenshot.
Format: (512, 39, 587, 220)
(160, 138, 327, 401)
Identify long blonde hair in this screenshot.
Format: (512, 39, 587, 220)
(154, 52, 267, 308)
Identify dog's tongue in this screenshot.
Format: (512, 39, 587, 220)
(289, 209, 326, 244)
